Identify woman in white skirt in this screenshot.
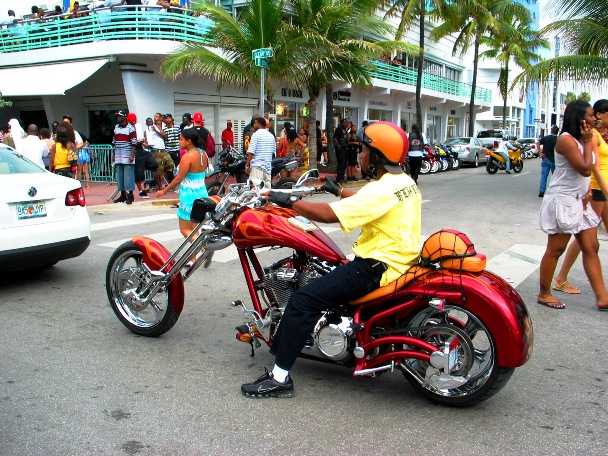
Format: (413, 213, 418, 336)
(537, 100, 608, 310)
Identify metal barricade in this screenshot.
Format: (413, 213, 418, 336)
(88, 144, 115, 182)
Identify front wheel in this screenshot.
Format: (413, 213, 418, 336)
(486, 158, 499, 174)
(236, 172, 249, 184)
(512, 160, 524, 173)
(106, 241, 180, 337)
(206, 181, 223, 197)
(420, 159, 431, 174)
(472, 154, 479, 168)
(430, 160, 441, 173)
(451, 157, 461, 170)
(400, 305, 514, 406)
(273, 177, 298, 189)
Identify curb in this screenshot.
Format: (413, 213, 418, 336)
(88, 198, 179, 214)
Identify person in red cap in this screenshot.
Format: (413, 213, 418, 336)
(192, 112, 216, 158)
(221, 121, 234, 150)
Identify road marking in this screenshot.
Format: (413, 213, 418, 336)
(513, 171, 531, 177)
(91, 214, 175, 231)
(486, 243, 545, 288)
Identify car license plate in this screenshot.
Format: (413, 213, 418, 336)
(16, 201, 47, 220)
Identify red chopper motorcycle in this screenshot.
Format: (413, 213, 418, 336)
(106, 171, 533, 407)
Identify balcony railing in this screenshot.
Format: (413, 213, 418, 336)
(0, 7, 208, 52)
(0, 8, 490, 103)
(371, 60, 492, 103)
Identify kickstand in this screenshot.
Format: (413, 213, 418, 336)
(249, 340, 256, 357)
(249, 336, 261, 357)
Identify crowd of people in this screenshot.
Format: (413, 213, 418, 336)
(0, 1, 194, 28)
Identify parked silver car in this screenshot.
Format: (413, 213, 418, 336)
(444, 137, 489, 167)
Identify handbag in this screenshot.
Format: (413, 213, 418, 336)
(67, 143, 78, 162)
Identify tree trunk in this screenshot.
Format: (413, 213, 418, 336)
(415, 4, 425, 132)
(306, 85, 320, 171)
(468, 35, 480, 137)
(326, 83, 336, 165)
(501, 63, 509, 132)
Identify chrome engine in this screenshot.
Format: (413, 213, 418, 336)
(262, 256, 334, 308)
(261, 256, 355, 362)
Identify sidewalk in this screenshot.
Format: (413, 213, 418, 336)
(84, 171, 368, 212)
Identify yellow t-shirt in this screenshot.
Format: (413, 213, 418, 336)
(590, 129, 608, 191)
(53, 142, 71, 169)
(329, 172, 422, 286)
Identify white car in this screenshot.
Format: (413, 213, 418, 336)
(0, 144, 91, 271)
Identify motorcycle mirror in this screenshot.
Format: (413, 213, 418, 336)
(295, 169, 319, 187)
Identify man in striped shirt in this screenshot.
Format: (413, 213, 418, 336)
(245, 117, 276, 189)
(162, 113, 181, 167)
(113, 110, 137, 204)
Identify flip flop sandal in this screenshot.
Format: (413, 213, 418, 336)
(169, 203, 179, 208)
(552, 280, 581, 294)
(598, 306, 608, 312)
(537, 299, 566, 310)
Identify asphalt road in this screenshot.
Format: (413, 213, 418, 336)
(1, 159, 607, 455)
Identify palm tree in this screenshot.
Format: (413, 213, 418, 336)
(383, 0, 446, 129)
(480, 20, 549, 132)
(161, 0, 293, 114)
(430, 0, 531, 136)
(288, 0, 411, 169)
(514, 0, 608, 89)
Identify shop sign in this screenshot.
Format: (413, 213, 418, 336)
(333, 90, 351, 102)
(281, 88, 303, 98)
(369, 100, 388, 107)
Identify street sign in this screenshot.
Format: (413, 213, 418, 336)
(252, 48, 273, 59)
(533, 118, 542, 122)
(254, 57, 269, 69)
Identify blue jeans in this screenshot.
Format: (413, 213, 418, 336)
(116, 163, 135, 192)
(539, 157, 555, 192)
(496, 151, 510, 171)
(270, 257, 385, 371)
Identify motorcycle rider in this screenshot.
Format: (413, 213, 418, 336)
(241, 121, 422, 398)
(495, 135, 516, 174)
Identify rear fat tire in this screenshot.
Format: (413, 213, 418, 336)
(106, 241, 180, 337)
(400, 305, 515, 406)
(486, 159, 499, 174)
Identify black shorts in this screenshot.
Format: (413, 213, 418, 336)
(592, 188, 607, 202)
(135, 149, 158, 182)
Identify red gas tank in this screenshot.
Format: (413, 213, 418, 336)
(232, 206, 346, 263)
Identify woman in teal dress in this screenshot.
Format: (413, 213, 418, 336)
(156, 128, 209, 239)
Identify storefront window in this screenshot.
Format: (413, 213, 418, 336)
(426, 114, 443, 144)
(275, 101, 297, 129)
(400, 112, 416, 133)
(447, 117, 459, 139)
(368, 109, 392, 123)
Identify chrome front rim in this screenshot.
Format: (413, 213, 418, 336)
(109, 249, 169, 329)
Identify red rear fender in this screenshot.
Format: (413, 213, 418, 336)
(132, 236, 185, 314)
(403, 269, 533, 367)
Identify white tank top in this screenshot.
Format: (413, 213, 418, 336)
(546, 132, 590, 198)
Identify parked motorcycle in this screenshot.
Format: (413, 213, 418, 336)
(271, 155, 302, 189)
(435, 144, 453, 172)
(106, 171, 533, 407)
(206, 145, 248, 196)
(439, 143, 461, 170)
(419, 145, 441, 174)
(485, 146, 524, 174)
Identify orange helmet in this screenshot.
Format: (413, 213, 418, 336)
(360, 121, 408, 171)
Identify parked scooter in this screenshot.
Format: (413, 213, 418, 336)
(419, 144, 441, 174)
(485, 146, 524, 174)
(271, 155, 302, 189)
(206, 145, 248, 196)
(106, 171, 533, 407)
